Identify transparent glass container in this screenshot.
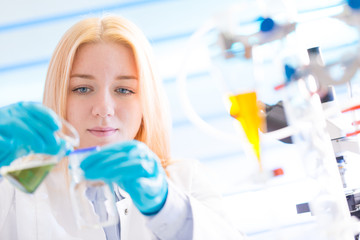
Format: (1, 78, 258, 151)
(69, 147, 119, 228)
(0, 118, 79, 193)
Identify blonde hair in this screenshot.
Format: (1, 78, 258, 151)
(43, 15, 172, 168)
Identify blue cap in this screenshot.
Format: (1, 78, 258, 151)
(348, 0, 360, 9)
(260, 18, 275, 32)
(284, 64, 296, 82)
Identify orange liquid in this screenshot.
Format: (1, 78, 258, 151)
(229, 92, 263, 169)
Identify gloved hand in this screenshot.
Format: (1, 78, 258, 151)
(0, 102, 66, 168)
(80, 140, 168, 215)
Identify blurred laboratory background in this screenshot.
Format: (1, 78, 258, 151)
(2, 0, 360, 239)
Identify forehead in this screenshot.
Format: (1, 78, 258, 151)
(72, 41, 137, 74)
(75, 41, 133, 60)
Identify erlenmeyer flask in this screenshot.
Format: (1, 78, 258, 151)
(0, 118, 79, 193)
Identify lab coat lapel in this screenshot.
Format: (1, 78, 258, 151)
(115, 187, 154, 240)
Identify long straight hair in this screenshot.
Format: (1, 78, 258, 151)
(43, 15, 172, 168)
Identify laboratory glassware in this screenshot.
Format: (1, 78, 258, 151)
(177, 1, 360, 239)
(177, 0, 297, 172)
(0, 118, 79, 193)
(69, 147, 119, 228)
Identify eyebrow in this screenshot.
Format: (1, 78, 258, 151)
(116, 75, 138, 80)
(70, 74, 94, 79)
(70, 74, 138, 80)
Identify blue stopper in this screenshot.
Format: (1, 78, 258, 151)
(348, 0, 360, 9)
(260, 18, 275, 32)
(284, 64, 296, 82)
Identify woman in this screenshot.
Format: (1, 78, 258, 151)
(0, 15, 246, 239)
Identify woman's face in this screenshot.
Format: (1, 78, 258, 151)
(67, 41, 142, 148)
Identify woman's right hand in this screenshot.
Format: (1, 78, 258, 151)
(0, 102, 65, 168)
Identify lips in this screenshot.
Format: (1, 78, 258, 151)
(87, 127, 118, 137)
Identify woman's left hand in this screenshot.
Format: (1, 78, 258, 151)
(80, 140, 168, 215)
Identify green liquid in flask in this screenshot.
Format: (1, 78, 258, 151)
(3, 163, 56, 193)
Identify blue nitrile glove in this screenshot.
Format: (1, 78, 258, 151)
(0, 102, 66, 167)
(80, 140, 168, 215)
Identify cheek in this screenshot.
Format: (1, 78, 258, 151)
(66, 106, 76, 127)
(66, 100, 83, 127)
(121, 102, 143, 137)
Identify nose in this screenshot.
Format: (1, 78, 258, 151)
(91, 91, 115, 118)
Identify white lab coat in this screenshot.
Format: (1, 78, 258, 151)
(0, 159, 246, 239)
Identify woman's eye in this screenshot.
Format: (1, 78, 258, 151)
(72, 87, 91, 94)
(116, 88, 134, 95)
